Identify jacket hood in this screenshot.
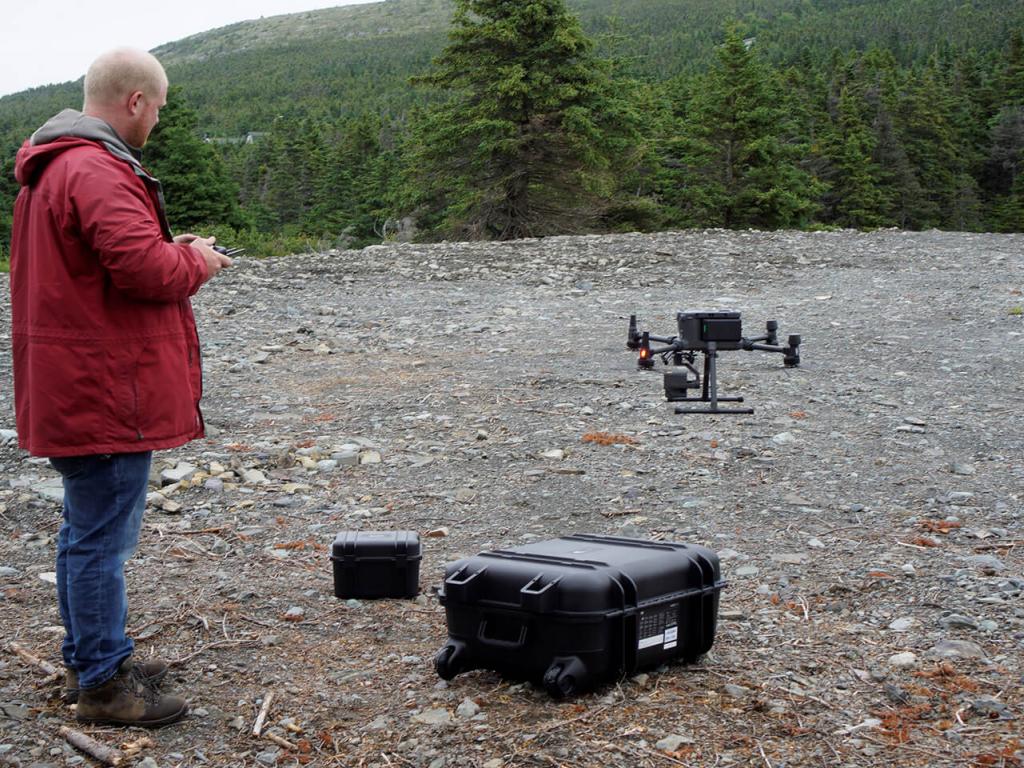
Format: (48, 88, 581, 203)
(15, 109, 144, 187)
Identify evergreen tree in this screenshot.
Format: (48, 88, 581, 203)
(144, 87, 246, 231)
(894, 60, 964, 228)
(984, 105, 1024, 230)
(999, 29, 1024, 105)
(666, 24, 821, 229)
(404, 0, 644, 240)
(819, 87, 890, 227)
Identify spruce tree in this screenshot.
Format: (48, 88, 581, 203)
(144, 87, 246, 231)
(405, 0, 643, 240)
(667, 24, 821, 229)
(984, 105, 1024, 230)
(819, 87, 890, 228)
(999, 30, 1024, 105)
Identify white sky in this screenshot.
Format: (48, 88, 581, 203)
(0, 0, 379, 98)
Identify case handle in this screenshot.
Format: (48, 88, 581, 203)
(477, 620, 528, 650)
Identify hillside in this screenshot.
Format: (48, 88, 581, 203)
(1, 0, 1022, 137)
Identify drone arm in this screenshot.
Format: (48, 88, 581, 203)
(743, 341, 787, 354)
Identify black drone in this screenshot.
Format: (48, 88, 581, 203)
(627, 310, 801, 414)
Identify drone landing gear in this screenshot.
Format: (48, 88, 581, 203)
(668, 342, 754, 415)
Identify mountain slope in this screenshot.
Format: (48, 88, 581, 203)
(2, 0, 1022, 139)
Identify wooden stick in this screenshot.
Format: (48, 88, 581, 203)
(264, 732, 298, 751)
(60, 727, 124, 766)
(252, 690, 275, 737)
(8, 642, 60, 677)
(121, 736, 157, 757)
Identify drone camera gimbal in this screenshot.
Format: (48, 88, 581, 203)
(627, 310, 801, 414)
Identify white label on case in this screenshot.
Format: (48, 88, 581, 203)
(664, 625, 678, 649)
(638, 634, 663, 650)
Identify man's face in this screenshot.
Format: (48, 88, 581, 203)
(126, 82, 167, 148)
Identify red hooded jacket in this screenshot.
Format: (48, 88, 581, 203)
(10, 110, 210, 457)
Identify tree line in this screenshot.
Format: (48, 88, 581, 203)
(1, 0, 1022, 263)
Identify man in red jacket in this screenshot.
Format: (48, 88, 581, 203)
(9, 47, 231, 727)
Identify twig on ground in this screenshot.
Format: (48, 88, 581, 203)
(120, 736, 157, 758)
(253, 690, 275, 737)
(8, 642, 61, 679)
(265, 732, 298, 751)
(60, 727, 124, 766)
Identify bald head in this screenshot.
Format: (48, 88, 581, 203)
(82, 48, 169, 148)
(84, 48, 167, 110)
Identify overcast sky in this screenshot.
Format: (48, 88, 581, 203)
(1, 0, 379, 98)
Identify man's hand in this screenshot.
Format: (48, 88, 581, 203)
(185, 236, 232, 282)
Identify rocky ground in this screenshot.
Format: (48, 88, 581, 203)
(0, 228, 1022, 768)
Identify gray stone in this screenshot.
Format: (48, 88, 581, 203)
(411, 707, 452, 726)
(0, 703, 30, 720)
(456, 698, 480, 719)
(655, 734, 694, 752)
(31, 478, 64, 503)
(241, 468, 270, 485)
(965, 555, 1005, 573)
(888, 617, 917, 632)
(928, 639, 987, 660)
(888, 652, 918, 668)
(939, 614, 978, 630)
(161, 462, 198, 485)
(770, 552, 809, 565)
(971, 697, 1013, 720)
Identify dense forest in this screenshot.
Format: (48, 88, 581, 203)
(1, 0, 1022, 263)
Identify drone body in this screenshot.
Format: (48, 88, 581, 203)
(627, 310, 801, 414)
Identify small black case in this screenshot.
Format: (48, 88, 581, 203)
(330, 531, 421, 599)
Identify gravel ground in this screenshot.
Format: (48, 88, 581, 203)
(0, 228, 1022, 768)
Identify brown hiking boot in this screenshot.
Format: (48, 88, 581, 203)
(65, 658, 169, 704)
(75, 657, 188, 727)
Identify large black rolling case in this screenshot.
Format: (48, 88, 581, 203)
(434, 534, 725, 698)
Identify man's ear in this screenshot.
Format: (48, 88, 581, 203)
(127, 90, 144, 115)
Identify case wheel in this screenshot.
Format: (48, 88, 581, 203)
(434, 640, 467, 681)
(542, 656, 587, 699)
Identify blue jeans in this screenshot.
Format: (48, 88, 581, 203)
(49, 452, 152, 689)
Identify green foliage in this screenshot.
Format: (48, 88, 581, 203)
(405, 0, 647, 239)
(144, 87, 248, 232)
(660, 25, 822, 229)
(819, 87, 891, 228)
(195, 223, 323, 259)
(1, 0, 1023, 256)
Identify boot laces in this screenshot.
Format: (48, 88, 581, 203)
(128, 663, 163, 704)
